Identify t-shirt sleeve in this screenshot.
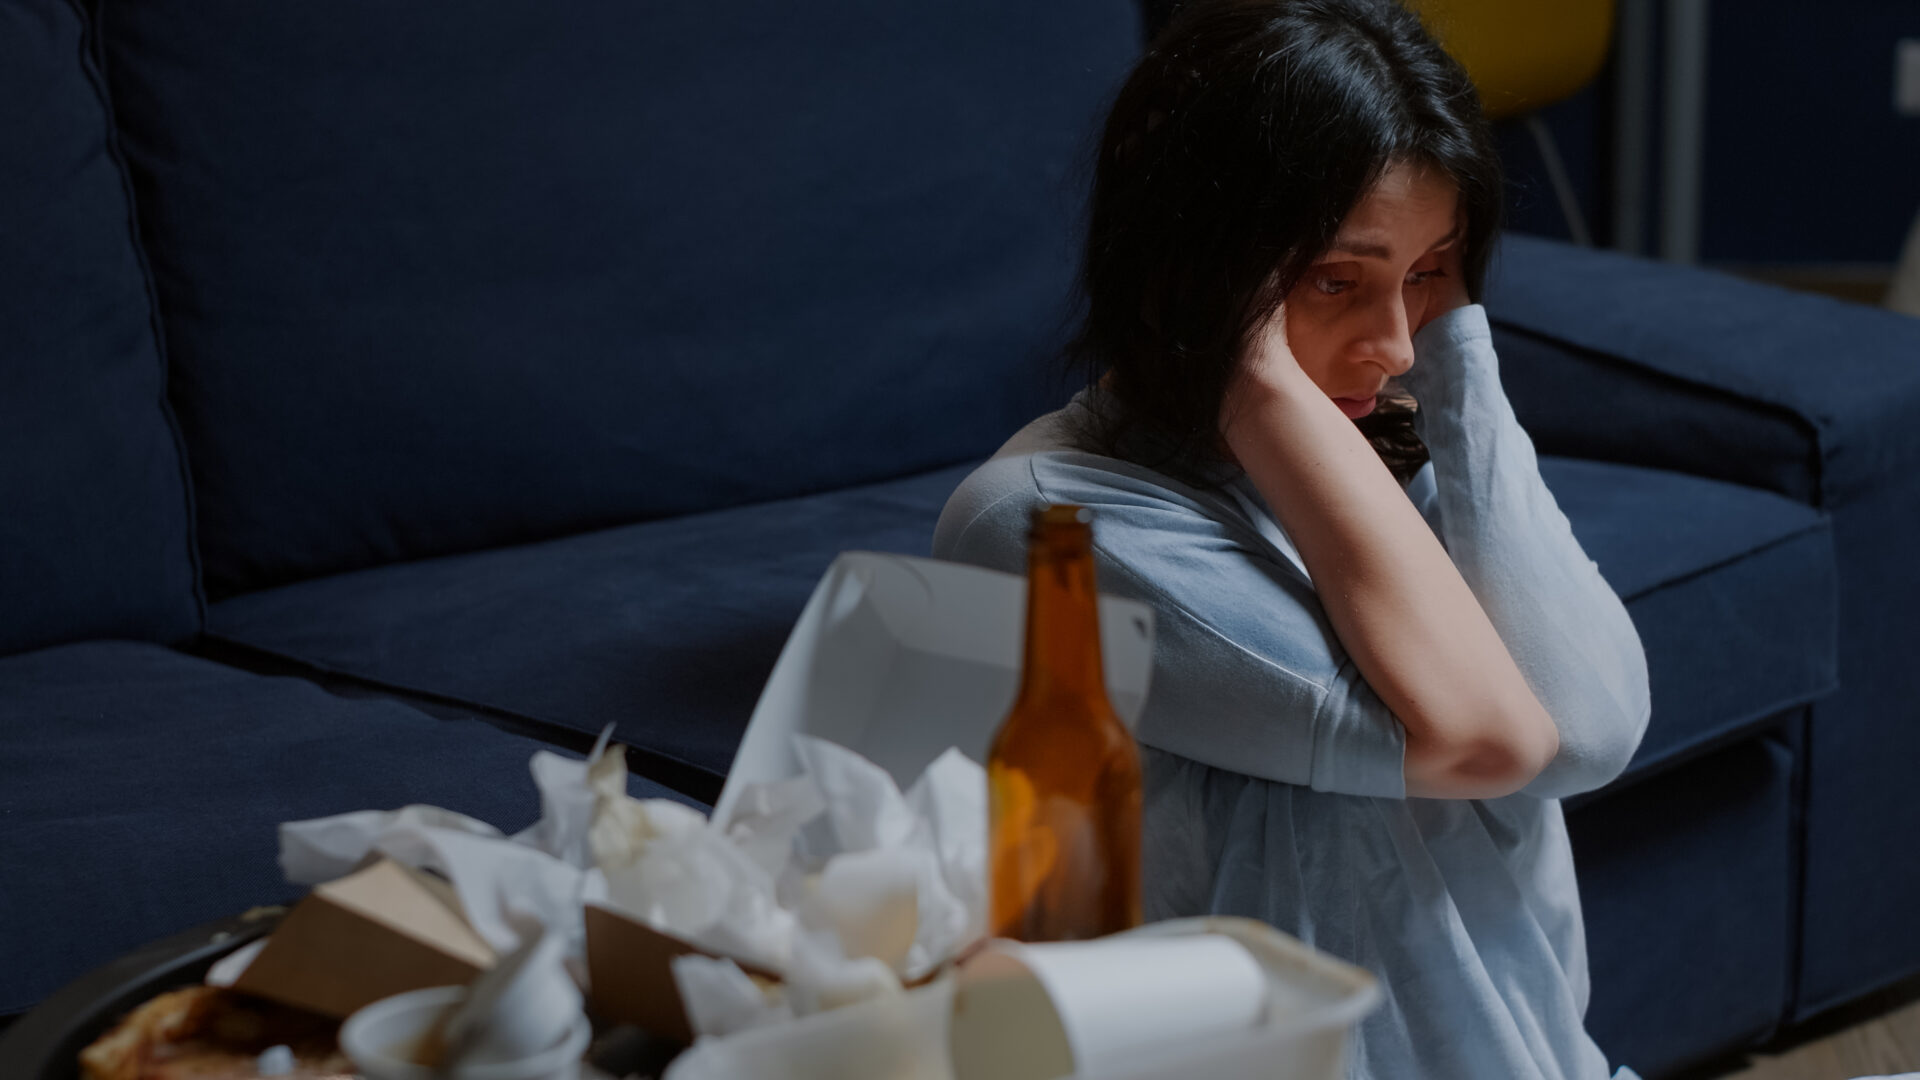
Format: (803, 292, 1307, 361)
(1402, 305, 1653, 799)
(934, 452, 1409, 799)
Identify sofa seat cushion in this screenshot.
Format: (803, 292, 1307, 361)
(208, 456, 1834, 801)
(1537, 458, 1837, 788)
(0, 641, 690, 1016)
(209, 463, 976, 800)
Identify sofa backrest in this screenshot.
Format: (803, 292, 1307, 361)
(0, 0, 201, 657)
(94, 0, 1141, 597)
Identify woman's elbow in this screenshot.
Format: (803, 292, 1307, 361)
(1459, 719, 1560, 795)
(1405, 713, 1559, 800)
(1521, 701, 1651, 799)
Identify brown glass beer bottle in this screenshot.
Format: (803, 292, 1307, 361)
(988, 504, 1143, 942)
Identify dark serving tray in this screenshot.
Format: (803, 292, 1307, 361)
(0, 909, 688, 1080)
(0, 908, 285, 1080)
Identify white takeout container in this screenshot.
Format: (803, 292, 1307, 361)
(665, 916, 1379, 1080)
(712, 551, 1157, 827)
(341, 986, 591, 1080)
(1059, 917, 1381, 1080)
(587, 551, 1157, 1039)
(664, 974, 961, 1080)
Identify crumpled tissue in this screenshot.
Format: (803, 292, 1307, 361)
(656, 735, 987, 1040)
(272, 723, 988, 1050)
(585, 736, 798, 975)
(276, 733, 623, 963)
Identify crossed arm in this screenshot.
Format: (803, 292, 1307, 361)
(1223, 305, 1648, 800)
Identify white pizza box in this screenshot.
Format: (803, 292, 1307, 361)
(711, 550, 1157, 828)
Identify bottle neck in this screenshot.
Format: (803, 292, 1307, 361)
(1018, 523, 1108, 704)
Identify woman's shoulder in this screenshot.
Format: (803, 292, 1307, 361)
(933, 401, 1252, 574)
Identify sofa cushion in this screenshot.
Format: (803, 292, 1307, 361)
(96, 0, 1141, 596)
(208, 463, 977, 801)
(207, 456, 1835, 802)
(0, 0, 199, 657)
(0, 641, 693, 1016)
(1538, 458, 1837, 787)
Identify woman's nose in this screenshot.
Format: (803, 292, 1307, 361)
(1355, 295, 1416, 377)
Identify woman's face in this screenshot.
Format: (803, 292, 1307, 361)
(1282, 161, 1462, 420)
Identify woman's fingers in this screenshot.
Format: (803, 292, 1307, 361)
(1243, 302, 1308, 389)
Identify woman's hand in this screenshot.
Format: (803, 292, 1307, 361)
(1238, 302, 1315, 394)
(1417, 243, 1472, 332)
(1221, 303, 1318, 456)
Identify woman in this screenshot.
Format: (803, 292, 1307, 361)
(932, 1, 1651, 1077)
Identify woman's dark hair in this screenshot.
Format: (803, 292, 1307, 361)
(1068, 0, 1503, 484)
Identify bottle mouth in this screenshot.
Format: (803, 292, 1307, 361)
(1032, 504, 1094, 530)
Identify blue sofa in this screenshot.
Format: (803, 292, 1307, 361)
(4, 0, 1917, 1075)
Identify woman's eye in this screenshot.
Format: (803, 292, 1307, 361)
(1314, 276, 1355, 296)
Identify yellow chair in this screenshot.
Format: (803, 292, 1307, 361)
(1402, 0, 1616, 244)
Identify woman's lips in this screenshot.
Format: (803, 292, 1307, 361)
(1334, 395, 1378, 419)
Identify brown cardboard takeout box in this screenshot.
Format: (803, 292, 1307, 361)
(583, 901, 962, 1046)
(582, 902, 780, 1045)
(232, 857, 496, 1018)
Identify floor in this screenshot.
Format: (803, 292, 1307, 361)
(1683, 983, 1920, 1080)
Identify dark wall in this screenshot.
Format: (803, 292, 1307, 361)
(1504, 2, 1920, 265)
(1697, 2, 1919, 264)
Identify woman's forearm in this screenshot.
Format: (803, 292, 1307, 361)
(1224, 370, 1560, 799)
(1402, 307, 1651, 798)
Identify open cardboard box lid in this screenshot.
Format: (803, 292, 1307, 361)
(713, 551, 1155, 826)
(588, 551, 1157, 1041)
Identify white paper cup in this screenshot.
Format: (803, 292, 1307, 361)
(445, 927, 584, 1066)
(341, 986, 591, 1080)
(985, 935, 1270, 1078)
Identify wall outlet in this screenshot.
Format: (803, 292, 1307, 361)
(1899, 38, 1920, 116)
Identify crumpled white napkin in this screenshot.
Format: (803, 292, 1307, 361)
(665, 736, 987, 1039)
(277, 729, 627, 959)
(273, 725, 990, 1046)
(790, 736, 986, 982)
(280, 803, 503, 886)
(588, 745, 798, 974)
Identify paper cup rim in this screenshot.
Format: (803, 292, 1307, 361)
(341, 986, 591, 1080)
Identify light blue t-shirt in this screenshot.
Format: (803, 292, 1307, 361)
(932, 305, 1652, 1080)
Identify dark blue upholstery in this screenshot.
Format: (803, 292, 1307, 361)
(1796, 491, 1920, 1019)
(0, 0, 198, 657)
(1542, 460, 1836, 786)
(0, 641, 696, 1016)
(1488, 234, 1920, 507)
(1487, 235, 1920, 1024)
(97, 0, 1139, 597)
(1, 0, 1905, 1068)
(209, 463, 976, 798)
(206, 457, 1836, 803)
(1572, 726, 1799, 1077)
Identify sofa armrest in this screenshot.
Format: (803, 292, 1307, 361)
(1484, 234, 1920, 510)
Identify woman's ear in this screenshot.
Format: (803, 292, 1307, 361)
(1140, 287, 1163, 331)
